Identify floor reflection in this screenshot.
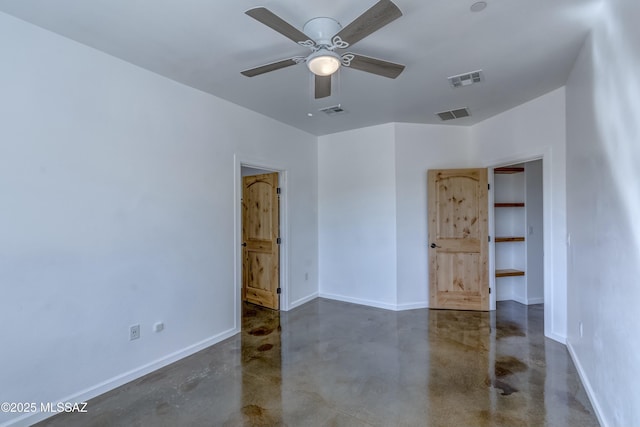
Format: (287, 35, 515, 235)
(226, 302, 284, 426)
(35, 300, 599, 427)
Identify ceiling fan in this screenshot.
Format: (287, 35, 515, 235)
(241, 0, 405, 99)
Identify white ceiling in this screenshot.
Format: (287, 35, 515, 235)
(0, 0, 599, 136)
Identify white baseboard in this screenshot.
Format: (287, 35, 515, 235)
(496, 296, 545, 306)
(567, 340, 608, 427)
(2, 328, 239, 427)
(318, 293, 429, 312)
(288, 292, 318, 310)
(511, 295, 528, 305)
(545, 331, 567, 344)
(319, 292, 398, 311)
(395, 301, 429, 311)
(527, 297, 544, 305)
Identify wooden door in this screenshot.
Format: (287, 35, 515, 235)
(242, 172, 280, 310)
(428, 168, 489, 311)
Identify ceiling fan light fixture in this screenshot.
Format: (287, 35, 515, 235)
(307, 50, 341, 76)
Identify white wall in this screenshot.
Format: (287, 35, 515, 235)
(9, 2, 639, 423)
(565, 0, 640, 424)
(525, 159, 544, 304)
(394, 124, 472, 308)
(318, 97, 565, 319)
(471, 88, 567, 342)
(317, 123, 471, 310)
(0, 13, 317, 426)
(317, 124, 398, 309)
(241, 166, 269, 177)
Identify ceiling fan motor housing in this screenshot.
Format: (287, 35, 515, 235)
(303, 17, 342, 46)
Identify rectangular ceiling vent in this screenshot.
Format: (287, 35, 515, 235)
(448, 70, 484, 88)
(436, 108, 471, 121)
(319, 104, 346, 116)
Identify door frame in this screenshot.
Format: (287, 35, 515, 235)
(485, 148, 556, 341)
(234, 155, 289, 329)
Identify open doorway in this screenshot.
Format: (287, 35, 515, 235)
(491, 159, 544, 309)
(241, 166, 281, 311)
(239, 165, 285, 417)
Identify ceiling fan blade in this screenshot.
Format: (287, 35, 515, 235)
(345, 53, 405, 78)
(315, 75, 331, 99)
(245, 7, 314, 45)
(334, 0, 402, 47)
(241, 58, 300, 77)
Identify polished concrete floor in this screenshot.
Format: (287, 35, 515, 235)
(36, 299, 599, 426)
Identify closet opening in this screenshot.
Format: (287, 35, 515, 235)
(492, 159, 544, 311)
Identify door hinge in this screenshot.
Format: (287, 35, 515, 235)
(276, 237, 281, 244)
(488, 183, 491, 190)
(277, 288, 282, 294)
(276, 187, 281, 194)
(488, 236, 491, 242)
(489, 288, 491, 294)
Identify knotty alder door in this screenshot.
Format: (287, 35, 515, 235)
(242, 172, 280, 310)
(428, 168, 489, 311)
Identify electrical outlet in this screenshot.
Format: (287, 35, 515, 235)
(305, 272, 309, 281)
(130, 324, 140, 341)
(153, 322, 164, 333)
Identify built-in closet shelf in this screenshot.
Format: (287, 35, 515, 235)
(495, 202, 525, 208)
(495, 236, 525, 242)
(495, 167, 525, 174)
(496, 269, 525, 278)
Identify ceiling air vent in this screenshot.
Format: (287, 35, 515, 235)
(319, 104, 346, 116)
(436, 108, 471, 121)
(448, 70, 484, 88)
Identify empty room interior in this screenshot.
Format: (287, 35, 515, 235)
(0, 0, 638, 426)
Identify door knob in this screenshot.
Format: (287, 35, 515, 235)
(430, 243, 441, 248)
(242, 242, 247, 247)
